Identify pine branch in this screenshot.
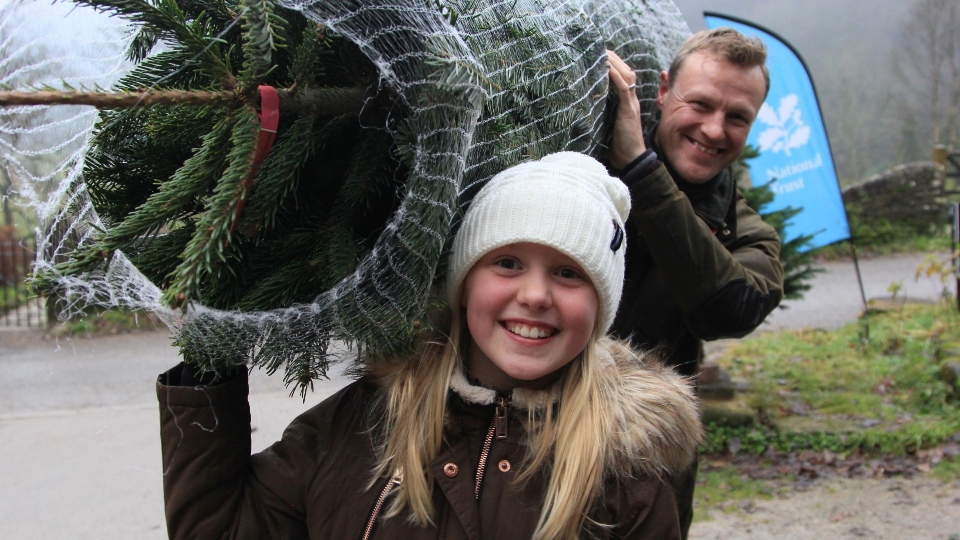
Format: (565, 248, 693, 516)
(0, 87, 366, 115)
(235, 113, 318, 239)
(115, 48, 213, 91)
(288, 25, 327, 90)
(232, 120, 398, 311)
(128, 25, 162, 63)
(93, 105, 220, 159)
(161, 106, 260, 307)
(54, 113, 236, 278)
(76, 0, 239, 86)
(126, 0, 239, 62)
(195, 234, 251, 308)
(85, 106, 222, 226)
(75, 0, 237, 87)
(238, 0, 287, 88)
(127, 223, 196, 288)
(741, 171, 822, 304)
(234, 235, 320, 310)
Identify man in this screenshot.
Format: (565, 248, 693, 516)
(607, 28, 785, 537)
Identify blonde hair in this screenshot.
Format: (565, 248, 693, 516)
(370, 307, 633, 539)
(368, 318, 462, 525)
(519, 333, 610, 538)
(669, 27, 770, 96)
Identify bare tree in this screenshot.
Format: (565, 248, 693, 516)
(893, 0, 960, 154)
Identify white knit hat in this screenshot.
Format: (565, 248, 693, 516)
(446, 151, 631, 332)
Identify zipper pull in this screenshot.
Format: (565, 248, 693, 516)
(495, 396, 508, 439)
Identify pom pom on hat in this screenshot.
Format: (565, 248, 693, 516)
(446, 151, 631, 332)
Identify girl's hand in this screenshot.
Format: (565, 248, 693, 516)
(606, 50, 647, 170)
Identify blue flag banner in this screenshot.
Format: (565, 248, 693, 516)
(705, 13, 850, 250)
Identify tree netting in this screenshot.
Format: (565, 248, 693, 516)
(0, 0, 689, 393)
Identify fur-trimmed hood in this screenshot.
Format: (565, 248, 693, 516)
(449, 337, 702, 479)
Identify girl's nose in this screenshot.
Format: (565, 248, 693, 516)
(516, 271, 552, 309)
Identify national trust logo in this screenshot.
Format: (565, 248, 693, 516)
(756, 94, 812, 157)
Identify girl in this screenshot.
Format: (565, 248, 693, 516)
(158, 151, 701, 539)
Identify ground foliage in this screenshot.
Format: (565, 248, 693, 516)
(700, 302, 960, 468)
(696, 301, 960, 514)
(814, 216, 953, 259)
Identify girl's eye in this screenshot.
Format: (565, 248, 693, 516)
(557, 267, 583, 280)
(495, 258, 519, 270)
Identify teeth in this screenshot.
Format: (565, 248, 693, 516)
(506, 323, 553, 339)
(694, 141, 719, 155)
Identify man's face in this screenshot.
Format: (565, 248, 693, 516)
(655, 51, 767, 184)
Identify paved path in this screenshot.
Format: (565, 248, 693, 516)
(759, 251, 954, 332)
(0, 330, 349, 539)
(0, 252, 953, 539)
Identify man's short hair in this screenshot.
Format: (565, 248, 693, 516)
(668, 27, 770, 97)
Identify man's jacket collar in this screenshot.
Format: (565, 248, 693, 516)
(646, 123, 737, 232)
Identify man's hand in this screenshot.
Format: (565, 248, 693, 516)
(606, 50, 647, 170)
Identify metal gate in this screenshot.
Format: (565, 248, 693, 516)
(0, 235, 46, 329)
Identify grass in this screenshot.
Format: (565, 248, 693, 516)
(52, 308, 166, 336)
(693, 464, 788, 520)
(694, 300, 960, 518)
(932, 458, 960, 482)
(816, 232, 952, 260)
(813, 224, 952, 260)
(716, 302, 960, 453)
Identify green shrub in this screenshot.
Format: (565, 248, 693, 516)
(704, 302, 960, 457)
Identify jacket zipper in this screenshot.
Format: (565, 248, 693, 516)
(362, 470, 403, 540)
(475, 395, 509, 500)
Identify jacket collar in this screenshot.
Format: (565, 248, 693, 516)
(449, 339, 701, 477)
(646, 123, 737, 231)
(449, 347, 619, 409)
(449, 364, 555, 410)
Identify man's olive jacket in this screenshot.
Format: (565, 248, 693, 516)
(610, 134, 784, 377)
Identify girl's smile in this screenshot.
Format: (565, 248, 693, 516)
(460, 242, 599, 390)
(503, 320, 556, 339)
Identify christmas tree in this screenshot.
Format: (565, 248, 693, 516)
(4, 0, 692, 394)
(737, 145, 820, 303)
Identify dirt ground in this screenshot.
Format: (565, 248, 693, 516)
(690, 475, 960, 539)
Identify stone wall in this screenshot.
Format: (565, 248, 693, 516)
(842, 162, 953, 233)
